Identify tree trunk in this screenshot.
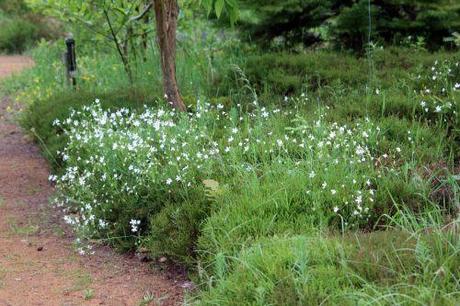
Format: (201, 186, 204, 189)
(153, 0, 186, 112)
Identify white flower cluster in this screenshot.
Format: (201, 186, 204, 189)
(130, 219, 141, 233)
(419, 99, 455, 115)
(425, 60, 459, 91)
(417, 60, 459, 121)
(291, 115, 383, 224)
(50, 97, 395, 240)
(51, 101, 231, 238)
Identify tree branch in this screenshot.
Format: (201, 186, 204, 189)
(129, 3, 153, 23)
(103, 9, 133, 83)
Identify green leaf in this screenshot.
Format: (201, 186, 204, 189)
(201, 0, 213, 15)
(215, 0, 224, 18)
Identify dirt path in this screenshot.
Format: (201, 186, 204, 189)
(0, 56, 185, 306)
(0, 56, 34, 79)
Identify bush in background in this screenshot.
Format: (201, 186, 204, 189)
(241, 48, 460, 96)
(235, 0, 460, 51)
(0, 17, 38, 53)
(0, 0, 60, 53)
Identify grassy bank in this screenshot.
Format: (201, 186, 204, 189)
(3, 39, 460, 304)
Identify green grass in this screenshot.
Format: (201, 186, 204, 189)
(83, 288, 95, 300)
(64, 269, 93, 294)
(9, 225, 39, 236)
(8, 220, 39, 236)
(197, 215, 460, 305)
(242, 47, 460, 97)
(138, 292, 169, 306)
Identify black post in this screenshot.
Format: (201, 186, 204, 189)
(65, 36, 77, 88)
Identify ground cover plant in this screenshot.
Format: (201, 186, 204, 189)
(2, 0, 460, 304)
(41, 56, 459, 304)
(7, 44, 460, 305)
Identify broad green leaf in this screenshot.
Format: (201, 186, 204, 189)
(215, 0, 224, 18)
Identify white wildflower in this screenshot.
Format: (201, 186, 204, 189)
(130, 219, 141, 233)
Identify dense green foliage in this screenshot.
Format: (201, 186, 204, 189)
(243, 48, 459, 95)
(199, 222, 460, 305)
(24, 0, 239, 84)
(0, 17, 38, 53)
(6, 40, 460, 304)
(0, 0, 58, 53)
(2, 1, 460, 305)
(237, 0, 460, 51)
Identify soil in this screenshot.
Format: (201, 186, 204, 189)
(0, 56, 34, 79)
(0, 56, 186, 306)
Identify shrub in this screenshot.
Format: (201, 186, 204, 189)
(51, 101, 232, 253)
(147, 198, 211, 264)
(243, 52, 367, 95)
(333, 0, 460, 51)
(236, 0, 460, 51)
(0, 0, 61, 53)
(0, 17, 38, 53)
(242, 49, 460, 96)
(0, 0, 28, 14)
(21, 87, 158, 168)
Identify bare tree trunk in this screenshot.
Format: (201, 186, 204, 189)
(153, 0, 186, 112)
